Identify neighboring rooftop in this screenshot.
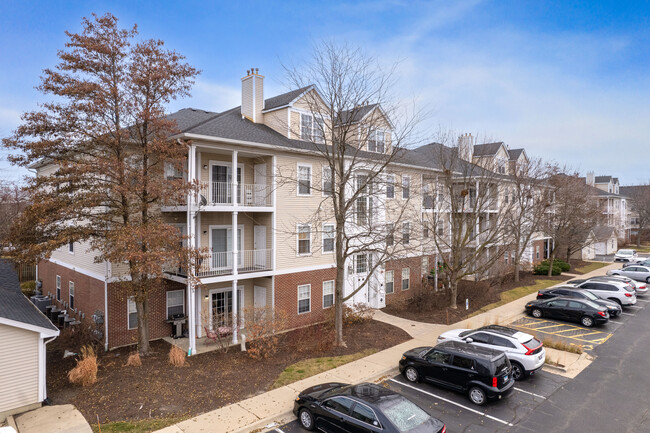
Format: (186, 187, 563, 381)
(0, 259, 58, 332)
(473, 142, 504, 157)
(592, 225, 616, 241)
(508, 148, 524, 160)
(263, 85, 313, 112)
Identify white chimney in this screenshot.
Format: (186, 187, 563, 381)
(458, 133, 474, 161)
(241, 68, 264, 123)
(586, 171, 595, 186)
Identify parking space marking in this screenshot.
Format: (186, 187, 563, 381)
(621, 312, 636, 316)
(388, 379, 513, 426)
(513, 323, 612, 344)
(635, 299, 650, 302)
(513, 387, 547, 399)
(568, 330, 603, 338)
(626, 305, 643, 309)
(607, 320, 623, 324)
(530, 323, 566, 331)
(274, 429, 286, 433)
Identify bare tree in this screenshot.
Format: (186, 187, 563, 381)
(0, 181, 29, 247)
(502, 158, 554, 281)
(545, 172, 603, 272)
(278, 41, 422, 346)
(622, 184, 650, 247)
(422, 131, 515, 309)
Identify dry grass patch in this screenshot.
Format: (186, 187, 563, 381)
(272, 349, 377, 389)
(573, 261, 609, 274)
(543, 338, 583, 354)
(125, 352, 142, 367)
(468, 279, 562, 318)
(168, 345, 186, 367)
(68, 345, 98, 386)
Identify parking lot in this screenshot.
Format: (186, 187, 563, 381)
(266, 287, 649, 433)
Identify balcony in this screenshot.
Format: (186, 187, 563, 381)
(165, 249, 274, 280)
(198, 182, 273, 208)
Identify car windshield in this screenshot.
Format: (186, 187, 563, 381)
(582, 299, 601, 309)
(380, 396, 430, 432)
(458, 330, 473, 338)
(582, 291, 599, 300)
(618, 250, 633, 255)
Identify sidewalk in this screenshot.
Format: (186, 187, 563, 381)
(156, 262, 619, 433)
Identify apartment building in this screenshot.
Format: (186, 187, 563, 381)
(584, 172, 630, 241)
(37, 70, 547, 353)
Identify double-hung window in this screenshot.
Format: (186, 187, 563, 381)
(402, 268, 410, 290)
(68, 241, 74, 254)
(322, 224, 335, 253)
(368, 130, 385, 153)
(164, 161, 184, 180)
(504, 251, 509, 264)
(322, 166, 334, 196)
(423, 222, 429, 238)
(402, 222, 410, 245)
(298, 224, 311, 255)
(166, 290, 185, 320)
(437, 219, 445, 236)
(301, 114, 313, 140)
(355, 174, 372, 225)
(386, 223, 394, 247)
(297, 164, 311, 195)
(402, 176, 410, 199)
(314, 117, 325, 143)
(385, 270, 394, 294)
(56, 275, 61, 301)
(386, 174, 395, 198)
(69, 281, 75, 309)
(298, 284, 311, 314)
(323, 280, 334, 308)
(423, 184, 434, 209)
(127, 297, 138, 330)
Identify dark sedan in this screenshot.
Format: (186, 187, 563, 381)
(525, 297, 609, 327)
(293, 382, 446, 433)
(537, 286, 622, 317)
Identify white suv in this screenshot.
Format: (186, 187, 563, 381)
(437, 325, 545, 381)
(576, 280, 637, 306)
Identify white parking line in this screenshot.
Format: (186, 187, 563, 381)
(514, 387, 547, 399)
(626, 305, 643, 309)
(389, 378, 513, 426)
(634, 299, 650, 302)
(621, 312, 636, 316)
(275, 429, 286, 433)
(608, 320, 624, 324)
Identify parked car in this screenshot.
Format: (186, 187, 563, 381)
(437, 325, 545, 381)
(293, 382, 446, 432)
(623, 258, 650, 268)
(399, 341, 514, 405)
(575, 280, 637, 306)
(537, 286, 623, 317)
(608, 265, 650, 284)
(593, 275, 648, 294)
(524, 297, 609, 327)
(615, 249, 638, 262)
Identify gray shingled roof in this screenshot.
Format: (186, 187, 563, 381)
(263, 85, 313, 111)
(595, 175, 612, 183)
(339, 104, 378, 124)
(592, 225, 616, 241)
(508, 148, 524, 160)
(473, 142, 504, 157)
(0, 260, 58, 333)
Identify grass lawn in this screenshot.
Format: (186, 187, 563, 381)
(92, 417, 187, 433)
(633, 244, 650, 253)
(573, 262, 609, 274)
(468, 278, 563, 318)
(272, 348, 377, 389)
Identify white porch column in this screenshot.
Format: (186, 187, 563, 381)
(232, 150, 239, 344)
(186, 143, 197, 355)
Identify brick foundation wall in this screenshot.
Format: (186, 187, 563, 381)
(384, 255, 438, 306)
(274, 267, 337, 329)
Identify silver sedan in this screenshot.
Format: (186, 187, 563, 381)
(609, 265, 650, 284)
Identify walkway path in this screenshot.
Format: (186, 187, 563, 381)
(157, 262, 621, 433)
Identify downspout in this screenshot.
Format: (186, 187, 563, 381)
(104, 261, 109, 352)
(42, 335, 57, 402)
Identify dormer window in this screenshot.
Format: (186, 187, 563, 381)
(300, 113, 325, 143)
(368, 130, 385, 153)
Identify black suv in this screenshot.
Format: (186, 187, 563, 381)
(399, 341, 514, 405)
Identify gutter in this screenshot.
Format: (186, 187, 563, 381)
(104, 261, 109, 352)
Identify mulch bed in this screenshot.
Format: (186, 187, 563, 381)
(47, 319, 410, 424)
(383, 272, 569, 324)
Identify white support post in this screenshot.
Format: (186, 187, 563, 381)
(187, 143, 197, 356)
(232, 150, 239, 344)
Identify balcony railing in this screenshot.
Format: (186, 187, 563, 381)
(198, 182, 272, 207)
(164, 249, 273, 279)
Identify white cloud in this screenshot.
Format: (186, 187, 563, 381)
(172, 79, 241, 113)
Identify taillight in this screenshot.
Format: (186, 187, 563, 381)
(441, 426, 446, 433)
(625, 293, 633, 297)
(492, 377, 498, 387)
(522, 344, 534, 355)
(598, 311, 606, 317)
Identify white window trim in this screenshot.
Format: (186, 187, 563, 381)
(402, 221, 410, 245)
(298, 284, 311, 315)
(323, 280, 335, 309)
(297, 223, 312, 256)
(207, 286, 245, 331)
(402, 268, 410, 291)
(208, 224, 245, 269)
(56, 275, 61, 301)
(367, 128, 388, 153)
(166, 289, 185, 320)
(208, 161, 245, 203)
(297, 163, 313, 196)
(386, 174, 395, 199)
(127, 296, 138, 330)
(322, 166, 333, 197)
(402, 175, 410, 199)
(68, 240, 74, 255)
(322, 223, 335, 254)
(68, 281, 75, 309)
(385, 270, 394, 294)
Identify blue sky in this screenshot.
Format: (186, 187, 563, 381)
(1, 0, 649, 184)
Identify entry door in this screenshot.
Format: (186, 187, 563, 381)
(254, 225, 267, 268)
(211, 289, 242, 328)
(254, 164, 267, 206)
(211, 228, 242, 268)
(211, 164, 241, 204)
(254, 286, 267, 309)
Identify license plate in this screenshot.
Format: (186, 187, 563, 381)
(539, 354, 544, 360)
(503, 375, 508, 382)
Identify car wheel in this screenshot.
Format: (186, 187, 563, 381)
(404, 366, 419, 383)
(646, 277, 650, 284)
(511, 362, 525, 381)
(609, 298, 622, 307)
(298, 408, 316, 431)
(532, 308, 543, 318)
(581, 316, 594, 327)
(468, 386, 487, 405)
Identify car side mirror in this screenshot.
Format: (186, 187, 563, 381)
(465, 337, 474, 343)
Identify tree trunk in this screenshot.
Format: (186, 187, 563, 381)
(136, 297, 150, 356)
(547, 252, 555, 277)
(449, 278, 458, 309)
(565, 247, 571, 263)
(514, 260, 520, 282)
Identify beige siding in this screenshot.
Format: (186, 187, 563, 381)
(263, 108, 290, 137)
(50, 239, 105, 277)
(199, 212, 271, 252)
(0, 325, 39, 414)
